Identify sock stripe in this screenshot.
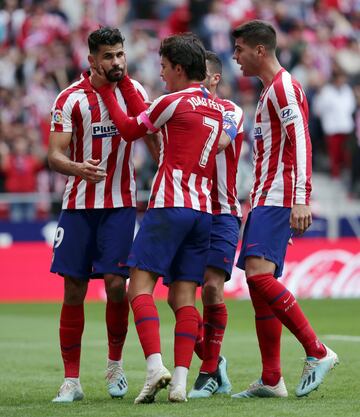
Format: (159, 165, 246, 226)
(135, 316, 159, 325)
(61, 343, 81, 351)
(175, 332, 197, 341)
(255, 314, 277, 320)
(204, 322, 226, 330)
(269, 289, 288, 305)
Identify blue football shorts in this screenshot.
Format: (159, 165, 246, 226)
(236, 206, 292, 278)
(50, 207, 136, 280)
(127, 207, 212, 286)
(206, 214, 241, 280)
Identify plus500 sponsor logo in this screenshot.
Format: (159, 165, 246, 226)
(92, 121, 119, 138)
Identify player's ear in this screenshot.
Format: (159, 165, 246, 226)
(88, 54, 95, 69)
(175, 64, 183, 76)
(256, 45, 266, 57)
(214, 73, 221, 85)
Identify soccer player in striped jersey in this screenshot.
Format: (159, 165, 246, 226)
(48, 27, 157, 403)
(231, 20, 338, 399)
(188, 51, 244, 398)
(95, 33, 227, 403)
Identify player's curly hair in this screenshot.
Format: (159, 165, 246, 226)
(88, 27, 125, 54)
(159, 33, 206, 81)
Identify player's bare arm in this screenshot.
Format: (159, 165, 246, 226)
(217, 131, 231, 153)
(48, 131, 107, 183)
(144, 133, 161, 163)
(290, 204, 312, 235)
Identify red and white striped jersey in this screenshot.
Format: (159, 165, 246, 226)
(138, 84, 224, 213)
(211, 98, 244, 217)
(250, 68, 312, 209)
(50, 72, 148, 209)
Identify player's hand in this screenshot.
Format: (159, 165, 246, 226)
(290, 204, 312, 235)
(91, 63, 108, 86)
(77, 159, 107, 183)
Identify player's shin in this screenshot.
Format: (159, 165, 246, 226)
(59, 303, 85, 378)
(247, 274, 326, 358)
(200, 303, 227, 374)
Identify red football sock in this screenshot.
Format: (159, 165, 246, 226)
(174, 306, 199, 368)
(106, 297, 129, 361)
(59, 303, 84, 378)
(200, 303, 228, 374)
(247, 274, 326, 358)
(249, 287, 282, 386)
(131, 294, 161, 358)
(194, 308, 204, 360)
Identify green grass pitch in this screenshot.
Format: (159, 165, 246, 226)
(0, 299, 359, 417)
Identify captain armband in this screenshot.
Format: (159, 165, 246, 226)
(222, 114, 238, 142)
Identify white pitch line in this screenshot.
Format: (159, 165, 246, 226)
(323, 334, 360, 342)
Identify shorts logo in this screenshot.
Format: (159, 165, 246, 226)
(247, 243, 258, 249)
(92, 120, 119, 139)
(52, 109, 63, 124)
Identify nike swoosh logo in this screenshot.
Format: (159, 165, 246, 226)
(247, 243, 259, 249)
(283, 295, 291, 304)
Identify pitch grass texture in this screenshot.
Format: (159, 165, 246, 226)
(0, 299, 359, 417)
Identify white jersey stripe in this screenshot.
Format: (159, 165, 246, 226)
(75, 179, 86, 208)
(188, 173, 200, 211)
(112, 141, 126, 207)
(154, 174, 165, 207)
(173, 169, 185, 206)
(153, 96, 182, 129)
(62, 177, 74, 208)
(201, 177, 211, 213)
(129, 148, 137, 206)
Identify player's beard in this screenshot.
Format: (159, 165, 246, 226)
(105, 67, 125, 82)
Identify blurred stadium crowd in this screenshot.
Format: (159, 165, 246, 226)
(0, 0, 360, 221)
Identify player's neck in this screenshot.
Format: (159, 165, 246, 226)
(180, 78, 202, 90)
(259, 60, 283, 88)
(89, 75, 116, 91)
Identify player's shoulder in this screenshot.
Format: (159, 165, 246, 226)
(218, 98, 243, 113)
(129, 78, 148, 101)
(273, 69, 303, 92)
(53, 76, 87, 107)
(152, 89, 186, 107)
(270, 69, 305, 105)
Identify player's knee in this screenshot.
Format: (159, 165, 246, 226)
(202, 280, 223, 304)
(104, 274, 126, 301)
(64, 276, 87, 304)
(245, 256, 275, 280)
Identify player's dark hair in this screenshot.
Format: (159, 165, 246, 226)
(88, 27, 125, 54)
(159, 33, 206, 81)
(232, 20, 277, 51)
(205, 50, 222, 76)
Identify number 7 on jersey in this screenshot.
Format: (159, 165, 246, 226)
(199, 116, 220, 168)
